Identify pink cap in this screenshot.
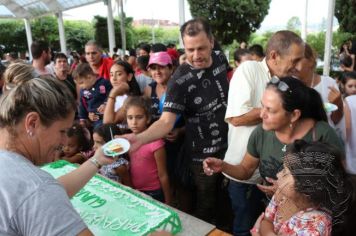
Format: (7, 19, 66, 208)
(147, 51, 172, 69)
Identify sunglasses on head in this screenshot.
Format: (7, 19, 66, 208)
(270, 76, 292, 93)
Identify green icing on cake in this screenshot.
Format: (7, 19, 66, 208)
(41, 161, 182, 236)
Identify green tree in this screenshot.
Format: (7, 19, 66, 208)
(93, 15, 134, 50)
(286, 16, 301, 32)
(31, 16, 60, 49)
(188, 0, 271, 45)
(248, 31, 274, 49)
(306, 32, 325, 58)
(64, 20, 94, 51)
(0, 20, 27, 54)
(335, 0, 356, 33)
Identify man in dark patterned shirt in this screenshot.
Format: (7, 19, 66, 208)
(126, 18, 229, 224)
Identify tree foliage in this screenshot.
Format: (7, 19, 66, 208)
(31, 16, 60, 48)
(131, 26, 179, 47)
(187, 0, 271, 45)
(64, 20, 94, 51)
(93, 15, 134, 50)
(335, 0, 356, 33)
(286, 16, 301, 32)
(0, 20, 27, 54)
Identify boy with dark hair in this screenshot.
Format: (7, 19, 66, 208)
(54, 53, 77, 100)
(73, 63, 112, 128)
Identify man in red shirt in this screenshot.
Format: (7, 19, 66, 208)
(85, 40, 113, 80)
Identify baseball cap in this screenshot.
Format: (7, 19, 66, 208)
(147, 52, 172, 69)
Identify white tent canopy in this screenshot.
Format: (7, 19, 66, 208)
(0, 0, 112, 59)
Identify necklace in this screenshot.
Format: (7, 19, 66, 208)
(282, 144, 287, 152)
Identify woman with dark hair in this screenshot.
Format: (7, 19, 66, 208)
(203, 76, 343, 196)
(103, 60, 141, 126)
(250, 140, 355, 236)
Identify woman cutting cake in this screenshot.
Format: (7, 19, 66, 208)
(0, 78, 113, 235)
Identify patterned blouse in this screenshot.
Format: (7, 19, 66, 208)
(265, 196, 332, 236)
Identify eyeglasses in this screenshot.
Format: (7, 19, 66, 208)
(270, 76, 292, 93)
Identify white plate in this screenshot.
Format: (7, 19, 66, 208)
(102, 138, 130, 157)
(324, 102, 338, 113)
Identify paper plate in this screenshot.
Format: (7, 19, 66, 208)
(324, 102, 338, 113)
(102, 138, 130, 157)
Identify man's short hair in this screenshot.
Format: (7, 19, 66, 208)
(31, 40, 49, 59)
(266, 31, 303, 59)
(151, 43, 167, 53)
(249, 44, 265, 58)
(180, 18, 213, 40)
(340, 53, 353, 68)
(233, 49, 251, 63)
(138, 43, 151, 54)
(54, 53, 68, 64)
(137, 55, 150, 71)
(85, 40, 102, 51)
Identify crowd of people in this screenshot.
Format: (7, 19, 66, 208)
(0, 18, 356, 236)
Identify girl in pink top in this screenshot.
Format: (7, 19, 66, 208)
(125, 96, 171, 205)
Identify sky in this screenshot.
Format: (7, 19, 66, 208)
(64, 0, 333, 32)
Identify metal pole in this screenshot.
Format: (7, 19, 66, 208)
(178, 0, 185, 48)
(119, 0, 126, 56)
(56, 11, 67, 54)
(106, 0, 116, 56)
(24, 18, 33, 61)
(301, 0, 308, 41)
(323, 0, 335, 76)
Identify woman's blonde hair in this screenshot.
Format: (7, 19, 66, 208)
(0, 78, 76, 131)
(2, 62, 35, 91)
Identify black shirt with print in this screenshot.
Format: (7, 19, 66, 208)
(163, 51, 229, 161)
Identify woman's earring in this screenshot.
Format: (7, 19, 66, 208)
(289, 123, 293, 128)
(27, 130, 33, 137)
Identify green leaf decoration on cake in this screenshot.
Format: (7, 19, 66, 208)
(48, 160, 69, 168)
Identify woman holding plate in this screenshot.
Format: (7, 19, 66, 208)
(203, 76, 343, 196)
(0, 78, 113, 235)
(296, 43, 344, 127)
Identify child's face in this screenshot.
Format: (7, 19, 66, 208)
(62, 136, 80, 157)
(126, 106, 149, 134)
(344, 79, 356, 96)
(110, 64, 132, 88)
(75, 74, 97, 90)
(276, 166, 296, 199)
(149, 64, 172, 85)
(93, 133, 105, 151)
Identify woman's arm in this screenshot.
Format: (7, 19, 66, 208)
(103, 83, 129, 124)
(203, 152, 260, 180)
(154, 147, 171, 205)
(103, 96, 116, 124)
(345, 100, 351, 140)
(58, 148, 114, 198)
(259, 218, 276, 236)
(328, 86, 344, 125)
(114, 164, 132, 187)
(143, 86, 152, 98)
